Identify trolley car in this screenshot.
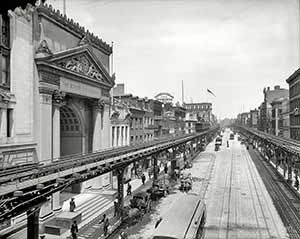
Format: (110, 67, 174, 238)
(152, 194, 206, 239)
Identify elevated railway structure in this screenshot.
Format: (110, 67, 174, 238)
(235, 125, 300, 185)
(0, 127, 218, 239)
(235, 126, 300, 238)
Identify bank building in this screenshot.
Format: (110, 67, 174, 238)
(0, 2, 125, 233)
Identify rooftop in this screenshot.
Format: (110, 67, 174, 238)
(37, 2, 112, 54)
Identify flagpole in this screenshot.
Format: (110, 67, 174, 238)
(63, 0, 66, 15)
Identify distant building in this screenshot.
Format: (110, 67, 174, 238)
(280, 99, 290, 138)
(154, 92, 174, 104)
(184, 103, 212, 125)
(149, 99, 163, 138)
(113, 84, 155, 144)
(259, 86, 289, 133)
(162, 102, 186, 136)
(286, 69, 300, 140)
(250, 109, 259, 129)
(185, 112, 197, 134)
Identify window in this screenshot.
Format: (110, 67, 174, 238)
(7, 109, 12, 137)
(0, 14, 10, 89)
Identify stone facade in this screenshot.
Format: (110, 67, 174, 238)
(0, 2, 115, 232)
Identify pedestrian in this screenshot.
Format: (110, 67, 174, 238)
(141, 173, 146, 185)
(70, 220, 78, 239)
(164, 165, 168, 174)
(146, 196, 152, 212)
(295, 178, 299, 191)
(69, 198, 76, 212)
(100, 214, 109, 237)
(148, 167, 152, 179)
(127, 182, 132, 195)
(114, 200, 118, 217)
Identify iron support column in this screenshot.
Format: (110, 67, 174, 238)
(27, 207, 40, 239)
(117, 167, 125, 220)
(153, 155, 158, 182)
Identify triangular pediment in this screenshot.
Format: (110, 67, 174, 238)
(36, 45, 114, 87)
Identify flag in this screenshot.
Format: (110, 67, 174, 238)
(207, 89, 216, 97)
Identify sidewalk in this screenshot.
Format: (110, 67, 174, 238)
(44, 166, 164, 239)
(256, 148, 300, 193)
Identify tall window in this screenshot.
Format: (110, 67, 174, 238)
(0, 14, 10, 89)
(7, 109, 12, 137)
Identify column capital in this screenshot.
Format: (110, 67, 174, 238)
(52, 90, 66, 107)
(94, 98, 105, 112)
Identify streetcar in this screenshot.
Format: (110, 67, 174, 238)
(152, 194, 206, 239)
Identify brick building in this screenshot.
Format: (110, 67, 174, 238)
(286, 69, 300, 140)
(259, 86, 289, 133)
(113, 84, 155, 144)
(250, 109, 259, 129)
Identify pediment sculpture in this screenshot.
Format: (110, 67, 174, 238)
(111, 110, 120, 119)
(56, 55, 104, 81)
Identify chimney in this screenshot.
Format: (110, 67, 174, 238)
(267, 87, 270, 91)
(274, 85, 280, 90)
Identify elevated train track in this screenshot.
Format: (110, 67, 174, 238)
(0, 127, 218, 223)
(235, 126, 300, 156)
(236, 126, 300, 238)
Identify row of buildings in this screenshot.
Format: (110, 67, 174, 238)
(236, 78, 300, 141)
(111, 83, 217, 147)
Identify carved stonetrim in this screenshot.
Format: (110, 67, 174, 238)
(94, 99, 105, 112)
(13, 4, 34, 22)
(37, 3, 112, 54)
(52, 90, 66, 107)
(78, 35, 91, 46)
(110, 110, 120, 120)
(56, 54, 104, 82)
(36, 40, 53, 56)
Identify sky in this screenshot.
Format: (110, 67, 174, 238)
(46, 0, 300, 119)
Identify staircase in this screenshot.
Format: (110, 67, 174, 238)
(75, 194, 112, 224)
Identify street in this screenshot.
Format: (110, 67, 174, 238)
(109, 129, 288, 239)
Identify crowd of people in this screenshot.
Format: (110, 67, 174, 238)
(68, 162, 172, 239)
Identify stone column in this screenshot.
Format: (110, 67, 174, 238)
(114, 126, 118, 147)
(93, 99, 104, 151)
(39, 92, 53, 163)
(127, 126, 130, 145)
(153, 155, 158, 182)
(0, 108, 7, 138)
(52, 191, 61, 212)
(122, 126, 126, 146)
(27, 207, 40, 239)
(52, 90, 66, 160)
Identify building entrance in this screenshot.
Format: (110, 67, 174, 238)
(60, 105, 83, 156)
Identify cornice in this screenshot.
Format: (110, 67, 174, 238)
(36, 3, 112, 55)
